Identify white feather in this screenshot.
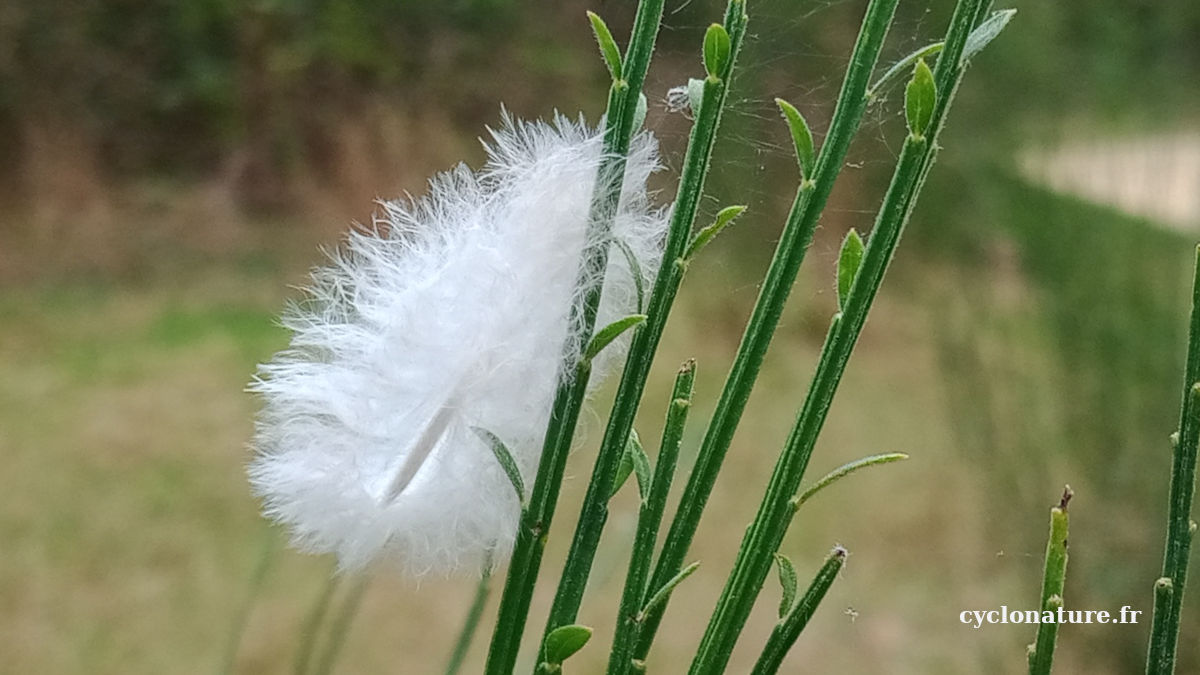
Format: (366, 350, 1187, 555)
(249, 113, 667, 574)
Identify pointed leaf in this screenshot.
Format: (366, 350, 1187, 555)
(542, 624, 593, 666)
(685, 205, 746, 260)
(473, 427, 525, 504)
(687, 78, 705, 117)
(963, 9, 1017, 64)
(639, 561, 700, 620)
(586, 11, 622, 81)
(776, 98, 815, 179)
(614, 239, 645, 313)
(793, 453, 908, 510)
(774, 553, 798, 618)
(632, 92, 648, 132)
(836, 229, 865, 311)
(611, 434, 637, 500)
(867, 42, 944, 100)
(629, 429, 651, 500)
(702, 24, 731, 79)
(585, 314, 647, 362)
(904, 58, 936, 137)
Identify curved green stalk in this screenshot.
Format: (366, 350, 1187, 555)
(607, 361, 695, 675)
(482, 2, 665, 672)
(632, 0, 901, 659)
(750, 547, 847, 675)
(311, 575, 371, 675)
(1146, 246, 1200, 674)
(540, 0, 748, 648)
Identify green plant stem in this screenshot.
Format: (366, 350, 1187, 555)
(295, 573, 342, 675)
(792, 452, 908, 509)
(1029, 487, 1072, 675)
(607, 362, 696, 675)
(218, 528, 278, 675)
(542, 0, 747, 646)
(481, 1, 664, 672)
(1146, 246, 1200, 674)
(689, 7, 985, 673)
(632, 0, 900, 660)
(684, 2, 984, 670)
(311, 575, 371, 675)
(689, 129, 929, 675)
(750, 547, 847, 675)
(445, 567, 494, 675)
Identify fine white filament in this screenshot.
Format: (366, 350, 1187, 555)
(249, 114, 667, 574)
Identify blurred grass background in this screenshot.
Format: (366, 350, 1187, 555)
(2, 0, 1199, 672)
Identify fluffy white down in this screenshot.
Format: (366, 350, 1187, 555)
(249, 114, 667, 574)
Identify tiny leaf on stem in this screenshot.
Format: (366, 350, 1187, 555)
(611, 431, 639, 500)
(632, 92, 649, 132)
(775, 98, 816, 180)
(703, 24, 731, 79)
(585, 314, 647, 362)
(836, 228, 865, 311)
(586, 11, 623, 81)
(542, 624, 593, 667)
(686, 205, 747, 260)
(867, 42, 944, 100)
(904, 58, 936, 138)
(473, 427, 525, 505)
(614, 239, 646, 313)
(687, 78, 705, 116)
(774, 554, 798, 619)
(629, 430, 652, 500)
(963, 9, 1017, 64)
(640, 561, 701, 620)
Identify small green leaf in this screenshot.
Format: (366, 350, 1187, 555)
(611, 434, 637, 500)
(632, 92, 648, 132)
(904, 58, 936, 138)
(542, 624, 593, 666)
(585, 314, 647, 362)
(473, 427, 525, 505)
(702, 24, 731, 79)
(774, 553, 798, 618)
(867, 42, 944, 100)
(639, 561, 700, 620)
(836, 228, 865, 311)
(685, 205, 746, 260)
(775, 98, 815, 179)
(629, 429, 651, 500)
(793, 453, 908, 510)
(687, 78, 705, 116)
(586, 11, 622, 81)
(963, 9, 1016, 64)
(614, 239, 645, 313)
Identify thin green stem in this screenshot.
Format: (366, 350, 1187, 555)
(683, 2, 985, 669)
(311, 575, 371, 675)
(482, 1, 664, 672)
(1029, 487, 1072, 675)
(689, 127, 929, 675)
(750, 547, 847, 675)
(444, 566, 494, 675)
(633, 0, 900, 659)
(542, 0, 747, 645)
(217, 528, 278, 675)
(295, 573, 342, 675)
(607, 361, 696, 675)
(1146, 246, 1200, 674)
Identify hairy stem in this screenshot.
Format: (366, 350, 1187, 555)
(482, 4, 665, 671)
(633, 0, 901, 659)
(542, 0, 748, 646)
